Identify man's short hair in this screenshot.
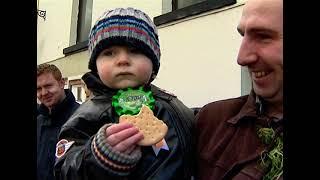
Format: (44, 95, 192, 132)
(37, 64, 62, 81)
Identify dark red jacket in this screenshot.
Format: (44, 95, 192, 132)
(196, 91, 283, 180)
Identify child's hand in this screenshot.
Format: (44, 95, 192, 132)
(105, 122, 144, 154)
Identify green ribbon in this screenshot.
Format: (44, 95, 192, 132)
(112, 86, 155, 116)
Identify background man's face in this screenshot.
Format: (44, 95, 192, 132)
(37, 72, 65, 109)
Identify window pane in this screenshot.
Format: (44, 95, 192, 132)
(77, 0, 92, 43)
(177, 0, 207, 9)
(77, 87, 82, 101)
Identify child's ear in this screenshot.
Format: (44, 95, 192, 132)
(151, 72, 157, 79)
(147, 71, 157, 84)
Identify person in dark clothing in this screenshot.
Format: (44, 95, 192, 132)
(196, 0, 283, 179)
(54, 7, 195, 180)
(36, 103, 40, 116)
(37, 64, 80, 180)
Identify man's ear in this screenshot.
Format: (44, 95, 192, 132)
(59, 79, 65, 89)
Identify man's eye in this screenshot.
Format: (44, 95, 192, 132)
(44, 85, 52, 89)
(256, 33, 273, 42)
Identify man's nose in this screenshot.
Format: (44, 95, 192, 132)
(41, 88, 49, 95)
(237, 36, 258, 66)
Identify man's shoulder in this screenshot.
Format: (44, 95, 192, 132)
(203, 95, 248, 111)
(151, 85, 177, 98)
(196, 95, 250, 142)
(197, 95, 249, 121)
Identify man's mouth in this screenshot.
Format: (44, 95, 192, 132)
(43, 96, 53, 102)
(252, 71, 271, 78)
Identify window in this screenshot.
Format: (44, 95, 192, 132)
(77, 86, 82, 102)
(69, 79, 87, 104)
(241, 67, 252, 95)
(173, 0, 207, 10)
(155, 0, 237, 26)
(63, 0, 92, 55)
(76, 0, 92, 43)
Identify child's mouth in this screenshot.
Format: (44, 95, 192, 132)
(117, 72, 132, 76)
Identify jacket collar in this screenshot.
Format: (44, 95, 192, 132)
(227, 91, 257, 125)
(227, 90, 282, 125)
(82, 72, 118, 98)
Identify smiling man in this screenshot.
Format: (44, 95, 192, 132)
(37, 63, 79, 180)
(196, 0, 283, 179)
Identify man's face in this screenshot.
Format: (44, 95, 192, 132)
(237, 0, 283, 104)
(37, 72, 65, 109)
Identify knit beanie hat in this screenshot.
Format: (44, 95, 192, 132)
(88, 7, 161, 78)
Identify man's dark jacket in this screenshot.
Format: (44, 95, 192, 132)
(37, 89, 80, 180)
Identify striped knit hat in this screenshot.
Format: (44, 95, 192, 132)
(88, 7, 160, 78)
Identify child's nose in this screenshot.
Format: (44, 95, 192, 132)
(116, 51, 130, 66)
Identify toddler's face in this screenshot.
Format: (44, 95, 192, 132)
(96, 45, 153, 89)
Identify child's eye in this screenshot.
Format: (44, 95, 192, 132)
(103, 50, 114, 56)
(129, 48, 142, 54)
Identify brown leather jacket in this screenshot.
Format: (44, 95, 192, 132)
(196, 91, 283, 180)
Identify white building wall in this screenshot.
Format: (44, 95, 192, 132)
(37, 1, 247, 108)
(153, 5, 244, 107)
(37, 0, 74, 64)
